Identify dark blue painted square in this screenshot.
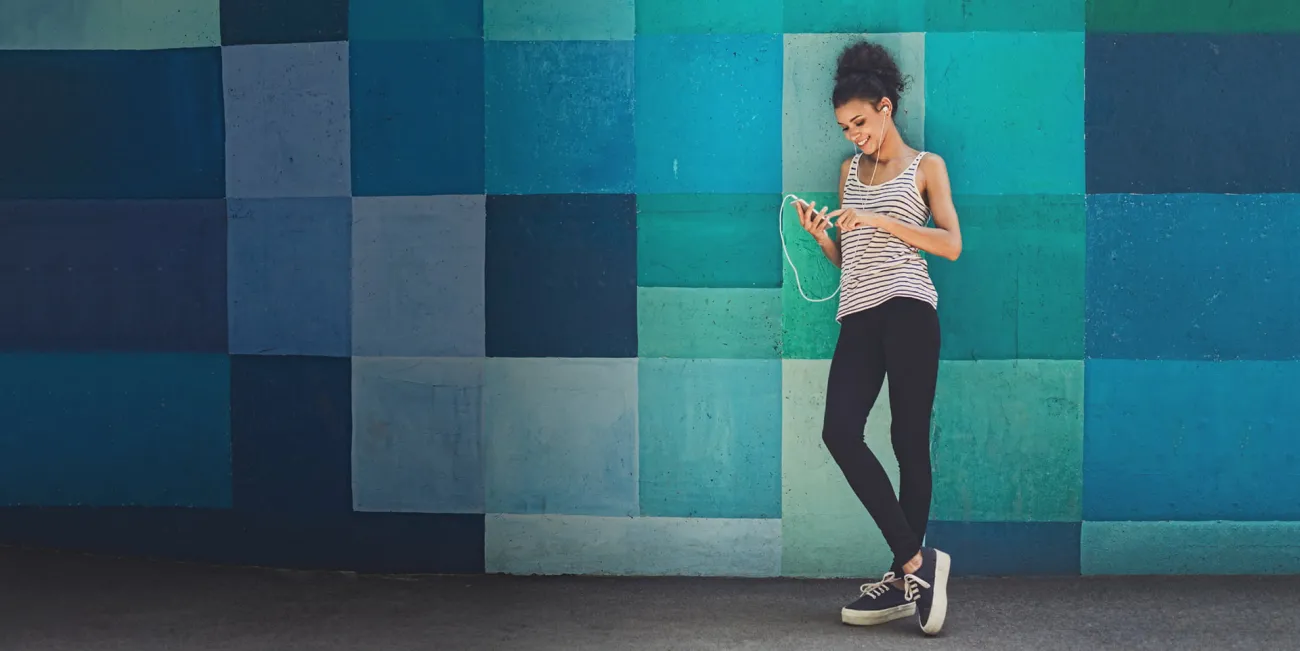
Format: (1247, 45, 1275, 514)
(350, 0, 483, 40)
(0, 354, 232, 508)
(926, 521, 1081, 576)
(227, 198, 352, 357)
(351, 39, 484, 196)
(0, 200, 226, 353)
(348, 512, 485, 574)
(221, 0, 349, 45)
(485, 195, 637, 357)
(1086, 194, 1300, 361)
(0, 49, 224, 199)
(485, 40, 635, 194)
(1086, 34, 1300, 194)
(230, 355, 352, 517)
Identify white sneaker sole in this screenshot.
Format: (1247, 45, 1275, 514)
(842, 602, 916, 626)
(919, 550, 951, 636)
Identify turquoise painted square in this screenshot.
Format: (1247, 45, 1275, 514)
(926, 0, 1084, 31)
(637, 194, 782, 288)
(636, 0, 782, 34)
(928, 194, 1085, 360)
(636, 35, 782, 194)
(638, 287, 782, 359)
(349, 0, 482, 40)
(485, 0, 634, 40)
(484, 358, 638, 516)
(784, 0, 926, 33)
(783, 33, 925, 195)
(639, 359, 782, 518)
(485, 40, 635, 194)
(0, 0, 220, 49)
(925, 32, 1084, 195)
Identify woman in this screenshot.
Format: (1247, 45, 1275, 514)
(793, 40, 962, 637)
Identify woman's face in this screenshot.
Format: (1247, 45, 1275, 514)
(835, 98, 889, 155)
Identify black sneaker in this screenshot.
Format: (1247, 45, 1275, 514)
(840, 572, 917, 626)
(903, 547, 951, 636)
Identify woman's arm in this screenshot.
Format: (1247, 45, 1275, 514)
(835, 154, 963, 261)
(878, 154, 962, 261)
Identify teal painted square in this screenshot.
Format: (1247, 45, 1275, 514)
(783, 33, 925, 194)
(639, 359, 782, 518)
(636, 0, 782, 34)
(484, 358, 638, 516)
(349, 0, 482, 40)
(486, 41, 634, 194)
(638, 288, 782, 359)
(926, 0, 1084, 31)
(925, 32, 1084, 195)
(784, 0, 926, 33)
(928, 195, 1085, 360)
(0, 353, 231, 508)
(637, 194, 782, 288)
(485, 0, 634, 40)
(636, 35, 782, 194)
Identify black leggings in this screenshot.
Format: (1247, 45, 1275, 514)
(821, 297, 940, 575)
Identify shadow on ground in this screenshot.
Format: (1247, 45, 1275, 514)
(2, 546, 1296, 650)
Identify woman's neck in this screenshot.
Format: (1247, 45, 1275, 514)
(863, 126, 909, 164)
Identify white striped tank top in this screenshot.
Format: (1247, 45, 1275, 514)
(836, 151, 939, 322)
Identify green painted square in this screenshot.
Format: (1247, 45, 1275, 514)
(783, 33, 925, 195)
(485, 0, 634, 40)
(636, 0, 782, 34)
(638, 287, 782, 359)
(929, 195, 1084, 360)
(1086, 0, 1300, 33)
(925, 32, 1084, 196)
(931, 360, 1084, 523)
(926, 0, 1084, 31)
(780, 360, 898, 577)
(0, 0, 220, 49)
(784, 0, 926, 33)
(780, 191, 842, 360)
(639, 359, 783, 519)
(637, 194, 782, 288)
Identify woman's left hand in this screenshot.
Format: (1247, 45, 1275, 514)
(829, 207, 888, 233)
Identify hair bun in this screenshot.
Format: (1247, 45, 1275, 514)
(834, 41, 905, 97)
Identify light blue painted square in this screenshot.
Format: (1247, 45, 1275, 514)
(227, 198, 352, 357)
(0, 353, 231, 508)
(223, 42, 351, 199)
(352, 357, 484, 514)
(484, 358, 638, 516)
(485, 40, 634, 194)
(349, 0, 483, 40)
(639, 359, 782, 518)
(924, 32, 1084, 195)
(783, 33, 925, 194)
(636, 34, 783, 194)
(484, 0, 635, 40)
(351, 196, 484, 357)
(485, 514, 782, 576)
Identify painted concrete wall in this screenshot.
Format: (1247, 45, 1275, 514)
(1, 0, 1298, 577)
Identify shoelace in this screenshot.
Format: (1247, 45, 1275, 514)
(902, 573, 931, 602)
(858, 571, 899, 600)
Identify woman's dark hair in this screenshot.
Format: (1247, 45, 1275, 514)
(831, 40, 906, 112)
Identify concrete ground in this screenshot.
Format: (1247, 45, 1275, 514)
(3, 547, 1297, 651)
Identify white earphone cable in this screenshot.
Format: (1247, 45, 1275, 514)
(780, 109, 888, 303)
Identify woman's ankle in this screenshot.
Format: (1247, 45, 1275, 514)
(901, 552, 923, 575)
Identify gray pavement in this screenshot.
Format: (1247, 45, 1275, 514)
(2, 547, 1296, 651)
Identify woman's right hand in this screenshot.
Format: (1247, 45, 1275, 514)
(795, 200, 833, 244)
